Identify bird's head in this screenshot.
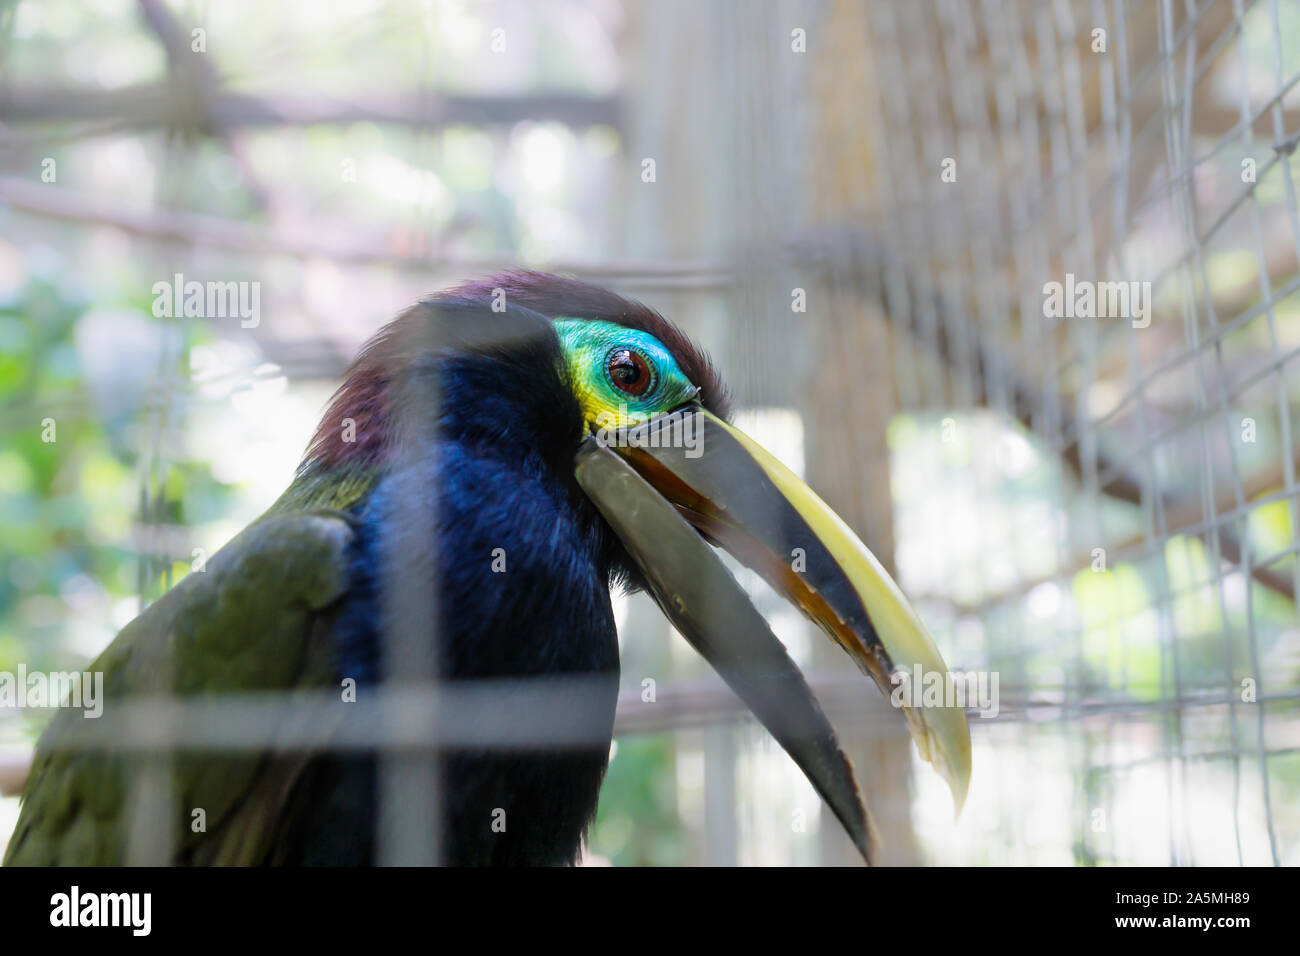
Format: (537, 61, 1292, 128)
(302, 271, 971, 862)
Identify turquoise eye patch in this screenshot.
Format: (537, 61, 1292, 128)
(554, 319, 700, 429)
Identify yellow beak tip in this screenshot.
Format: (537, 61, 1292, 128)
(932, 728, 972, 819)
(910, 706, 971, 818)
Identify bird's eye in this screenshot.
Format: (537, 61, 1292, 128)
(606, 348, 654, 397)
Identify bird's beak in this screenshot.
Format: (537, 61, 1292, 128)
(574, 406, 970, 863)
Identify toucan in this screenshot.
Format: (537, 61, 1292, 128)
(4, 272, 969, 866)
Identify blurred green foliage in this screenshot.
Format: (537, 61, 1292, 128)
(591, 736, 686, 866)
(0, 266, 235, 740)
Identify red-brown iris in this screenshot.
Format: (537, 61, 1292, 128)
(606, 348, 653, 397)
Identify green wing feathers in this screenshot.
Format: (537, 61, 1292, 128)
(3, 512, 354, 866)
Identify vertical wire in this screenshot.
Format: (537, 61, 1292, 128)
(1140, 0, 1184, 865)
(375, 0, 441, 867)
(1051, 0, 1100, 864)
(1178, 0, 1243, 868)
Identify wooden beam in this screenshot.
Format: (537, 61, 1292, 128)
(0, 85, 622, 133)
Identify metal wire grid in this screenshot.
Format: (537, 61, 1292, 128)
(849, 0, 1300, 864)
(0, 0, 1297, 865)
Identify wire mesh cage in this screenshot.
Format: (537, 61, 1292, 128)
(842, 0, 1300, 866)
(0, 0, 1297, 867)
